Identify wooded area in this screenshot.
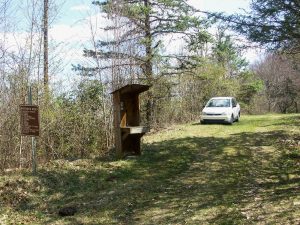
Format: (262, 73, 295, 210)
(0, 0, 299, 170)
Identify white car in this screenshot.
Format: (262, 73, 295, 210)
(200, 97, 240, 124)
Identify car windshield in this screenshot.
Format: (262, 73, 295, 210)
(207, 99, 230, 107)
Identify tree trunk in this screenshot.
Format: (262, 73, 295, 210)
(43, 0, 49, 89)
(144, 0, 153, 127)
(43, 0, 51, 160)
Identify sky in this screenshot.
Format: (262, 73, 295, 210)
(189, 0, 250, 13)
(52, 0, 252, 41)
(58, 0, 251, 25)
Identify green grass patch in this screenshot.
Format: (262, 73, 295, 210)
(0, 114, 299, 224)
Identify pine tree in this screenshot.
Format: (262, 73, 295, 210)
(82, 0, 210, 126)
(211, 27, 247, 77)
(213, 0, 300, 54)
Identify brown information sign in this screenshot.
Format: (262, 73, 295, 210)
(20, 105, 40, 136)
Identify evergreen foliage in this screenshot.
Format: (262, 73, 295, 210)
(85, 0, 211, 81)
(213, 0, 300, 53)
(211, 28, 248, 77)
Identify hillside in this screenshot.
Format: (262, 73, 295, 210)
(1, 114, 300, 224)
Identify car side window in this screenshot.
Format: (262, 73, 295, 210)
(232, 98, 237, 107)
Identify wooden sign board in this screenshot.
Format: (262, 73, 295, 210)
(20, 105, 40, 136)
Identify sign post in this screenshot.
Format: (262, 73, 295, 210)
(20, 86, 39, 174)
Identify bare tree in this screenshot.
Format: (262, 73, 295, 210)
(254, 54, 300, 113)
(43, 0, 48, 89)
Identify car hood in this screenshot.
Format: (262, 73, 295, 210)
(203, 107, 231, 114)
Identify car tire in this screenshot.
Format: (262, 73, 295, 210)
(228, 114, 234, 125)
(236, 112, 240, 122)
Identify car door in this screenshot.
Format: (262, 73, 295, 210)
(231, 98, 238, 118)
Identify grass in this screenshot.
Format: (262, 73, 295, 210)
(0, 114, 299, 224)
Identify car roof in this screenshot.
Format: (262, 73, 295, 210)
(210, 97, 234, 100)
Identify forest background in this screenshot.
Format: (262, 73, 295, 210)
(0, 0, 299, 170)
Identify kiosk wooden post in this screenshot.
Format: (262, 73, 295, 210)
(111, 84, 150, 158)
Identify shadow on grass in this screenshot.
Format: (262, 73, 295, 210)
(16, 128, 300, 224)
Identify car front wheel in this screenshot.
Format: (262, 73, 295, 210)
(228, 114, 234, 125)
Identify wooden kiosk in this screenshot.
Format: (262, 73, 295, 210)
(111, 84, 150, 158)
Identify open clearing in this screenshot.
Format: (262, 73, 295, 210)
(1, 114, 300, 224)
